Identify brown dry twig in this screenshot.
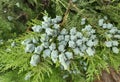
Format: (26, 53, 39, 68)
(60, 0, 71, 26)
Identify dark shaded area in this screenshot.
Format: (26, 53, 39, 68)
(95, 68, 120, 82)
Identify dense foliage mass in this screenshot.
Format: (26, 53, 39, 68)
(0, 0, 120, 82)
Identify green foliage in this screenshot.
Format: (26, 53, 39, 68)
(0, 70, 29, 82)
(0, 17, 15, 40)
(0, 0, 47, 40)
(0, 0, 120, 82)
(0, 34, 53, 82)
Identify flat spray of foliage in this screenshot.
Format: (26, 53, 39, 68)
(0, 0, 120, 82)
